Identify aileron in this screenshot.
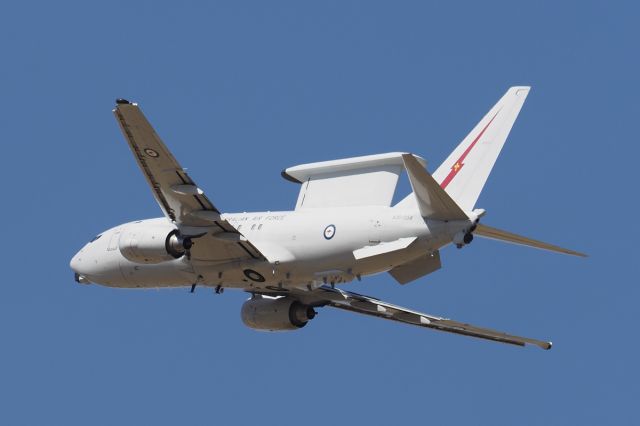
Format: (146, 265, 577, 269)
(276, 285, 552, 350)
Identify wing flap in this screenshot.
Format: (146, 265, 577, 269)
(113, 100, 266, 262)
(113, 101, 220, 226)
(268, 286, 551, 350)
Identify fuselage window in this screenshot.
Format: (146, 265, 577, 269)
(258, 224, 263, 230)
(251, 224, 256, 230)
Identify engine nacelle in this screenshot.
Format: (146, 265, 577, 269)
(119, 222, 191, 264)
(241, 296, 316, 331)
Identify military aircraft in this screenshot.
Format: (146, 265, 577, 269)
(70, 87, 584, 350)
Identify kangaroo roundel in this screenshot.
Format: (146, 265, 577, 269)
(324, 224, 336, 240)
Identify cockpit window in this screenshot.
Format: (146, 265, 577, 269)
(90, 234, 102, 243)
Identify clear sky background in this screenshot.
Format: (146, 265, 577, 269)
(0, 1, 637, 424)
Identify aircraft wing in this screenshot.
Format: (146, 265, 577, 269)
(113, 99, 265, 261)
(271, 285, 551, 350)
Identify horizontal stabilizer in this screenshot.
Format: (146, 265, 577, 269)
(389, 251, 441, 284)
(475, 224, 586, 257)
(401, 154, 468, 221)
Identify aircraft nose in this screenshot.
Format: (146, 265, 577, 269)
(70, 250, 91, 284)
(70, 253, 79, 271)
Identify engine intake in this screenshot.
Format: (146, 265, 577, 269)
(119, 222, 190, 264)
(241, 296, 316, 331)
(165, 230, 192, 259)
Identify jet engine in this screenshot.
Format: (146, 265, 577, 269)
(119, 222, 192, 264)
(241, 296, 316, 331)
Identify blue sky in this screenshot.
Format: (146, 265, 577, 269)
(0, 1, 637, 424)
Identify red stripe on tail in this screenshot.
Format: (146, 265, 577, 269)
(440, 111, 500, 189)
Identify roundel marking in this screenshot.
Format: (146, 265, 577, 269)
(144, 148, 159, 158)
(323, 224, 336, 240)
(243, 269, 266, 282)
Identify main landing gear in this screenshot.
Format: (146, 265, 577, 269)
(189, 283, 224, 294)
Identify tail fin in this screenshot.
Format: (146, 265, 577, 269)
(432, 86, 530, 211)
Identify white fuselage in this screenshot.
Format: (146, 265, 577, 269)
(70, 206, 474, 291)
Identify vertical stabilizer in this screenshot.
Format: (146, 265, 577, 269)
(432, 87, 530, 211)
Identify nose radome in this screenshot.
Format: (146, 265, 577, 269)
(70, 249, 84, 273)
(70, 251, 91, 284)
(70, 254, 79, 272)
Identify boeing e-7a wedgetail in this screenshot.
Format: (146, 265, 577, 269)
(70, 87, 585, 350)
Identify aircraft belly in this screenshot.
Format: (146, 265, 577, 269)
(93, 208, 442, 290)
